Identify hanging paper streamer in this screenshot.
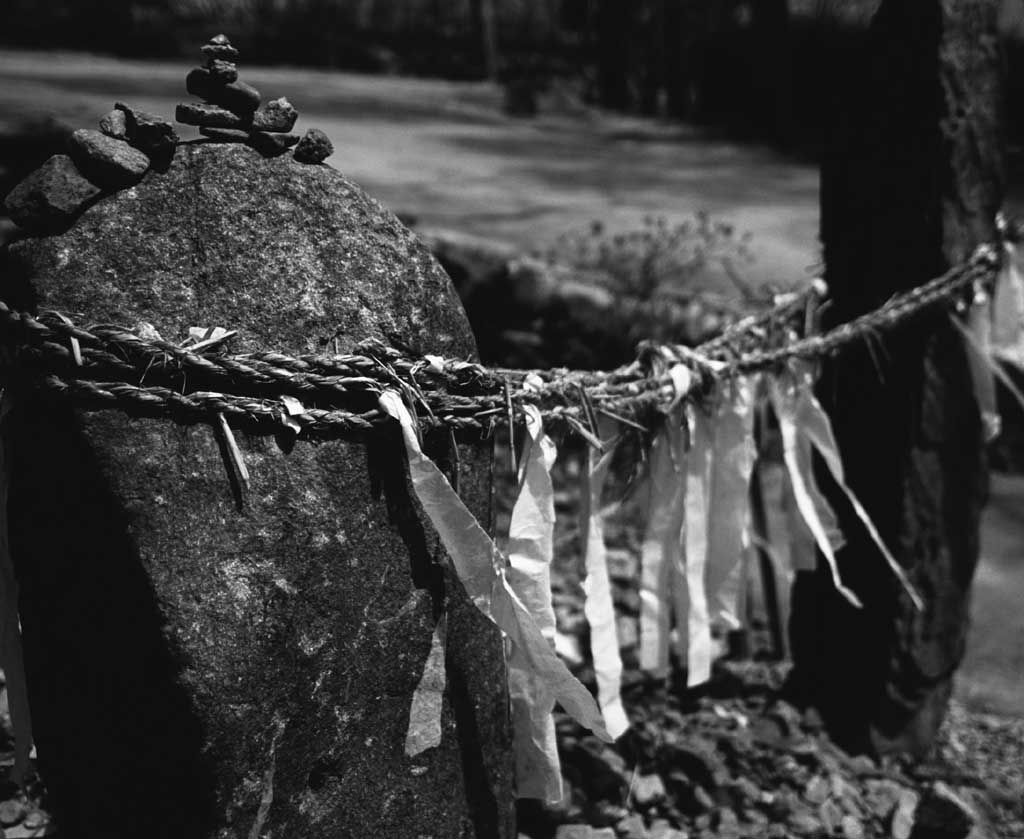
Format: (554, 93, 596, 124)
(580, 415, 629, 739)
(405, 614, 447, 757)
(703, 376, 757, 632)
(963, 290, 1002, 442)
(991, 238, 1024, 366)
(378, 392, 612, 749)
(638, 406, 687, 675)
(771, 368, 922, 610)
(0, 393, 33, 783)
(507, 406, 558, 641)
(506, 405, 562, 802)
(770, 375, 861, 608)
(679, 400, 714, 687)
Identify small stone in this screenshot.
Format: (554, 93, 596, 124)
(841, 814, 865, 839)
(590, 801, 629, 827)
(201, 34, 239, 61)
(787, 808, 821, 835)
(3, 154, 101, 231)
(22, 810, 47, 829)
(632, 773, 666, 807)
(176, 102, 250, 129)
(247, 131, 299, 158)
(99, 109, 127, 139)
(252, 97, 298, 132)
(115, 103, 178, 165)
(199, 127, 251, 143)
(890, 789, 919, 839)
(67, 128, 150, 189)
(186, 68, 260, 116)
(0, 798, 25, 825)
(554, 826, 592, 839)
(912, 782, 975, 839)
(819, 799, 843, 834)
(804, 774, 829, 805)
(615, 813, 648, 839)
(206, 59, 238, 83)
(649, 821, 688, 839)
(802, 706, 825, 732)
(293, 127, 333, 164)
(591, 830, 616, 839)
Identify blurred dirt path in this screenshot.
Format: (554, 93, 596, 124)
(0, 48, 819, 292)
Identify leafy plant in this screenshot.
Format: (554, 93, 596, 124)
(536, 212, 758, 304)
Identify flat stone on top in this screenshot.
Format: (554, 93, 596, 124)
(186, 69, 260, 116)
(176, 103, 249, 130)
(67, 129, 150, 190)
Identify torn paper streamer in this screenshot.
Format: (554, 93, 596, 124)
(581, 415, 630, 739)
(378, 391, 612, 752)
(680, 400, 714, 687)
(638, 407, 687, 674)
(405, 614, 447, 757)
(506, 405, 563, 801)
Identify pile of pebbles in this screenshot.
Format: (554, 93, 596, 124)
(2, 34, 334, 235)
(1, 103, 177, 233)
(176, 34, 333, 164)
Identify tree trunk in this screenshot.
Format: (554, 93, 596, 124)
(790, 0, 1005, 756)
(595, 0, 632, 109)
(473, 0, 500, 80)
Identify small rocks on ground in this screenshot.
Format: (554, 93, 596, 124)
(3, 154, 101, 231)
(293, 128, 333, 164)
(68, 128, 150, 189)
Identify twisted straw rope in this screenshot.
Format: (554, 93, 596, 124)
(0, 243, 1000, 438)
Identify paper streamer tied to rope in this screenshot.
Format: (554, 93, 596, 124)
(506, 405, 563, 801)
(379, 391, 611, 785)
(581, 415, 629, 739)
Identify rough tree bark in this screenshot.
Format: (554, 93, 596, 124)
(789, 0, 1005, 755)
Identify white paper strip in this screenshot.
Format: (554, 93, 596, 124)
(580, 415, 629, 739)
(405, 614, 446, 757)
(964, 295, 1002, 442)
(638, 408, 687, 674)
(770, 376, 862, 608)
(704, 377, 757, 631)
(0, 393, 33, 783)
(506, 405, 563, 801)
(681, 401, 714, 687)
(788, 370, 922, 610)
(991, 240, 1024, 365)
(378, 391, 611, 745)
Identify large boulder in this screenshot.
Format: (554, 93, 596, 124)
(0, 142, 513, 838)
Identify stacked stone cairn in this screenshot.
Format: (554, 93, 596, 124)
(2, 104, 177, 233)
(2, 34, 335, 235)
(175, 34, 334, 164)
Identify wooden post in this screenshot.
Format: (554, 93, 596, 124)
(790, 0, 1005, 755)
